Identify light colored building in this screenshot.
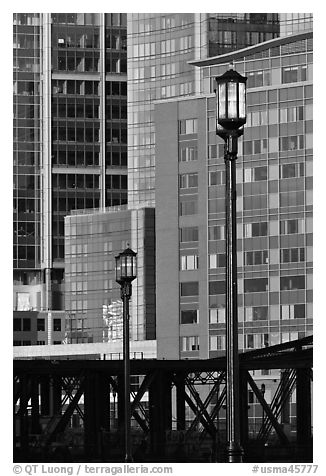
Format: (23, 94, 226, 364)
(155, 30, 313, 360)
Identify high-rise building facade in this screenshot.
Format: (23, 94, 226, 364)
(13, 13, 128, 316)
(64, 205, 155, 344)
(127, 13, 280, 207)
(155, 30, 313, 360)
(279, 13, 313, 36)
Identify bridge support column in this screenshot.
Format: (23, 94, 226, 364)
(239, 370, 249, 452)
(84, 372, 103, 459)
(50, 376, 62, 416)
(149, 371, 172, 457)
(296, 368, 312, 448)
(31, 376, 41, 434)
(40, 376, 50, 416)
(19, 374, 29, 456)
(175, 372, 186, 431)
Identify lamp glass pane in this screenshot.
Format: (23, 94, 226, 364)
(115, 257, 121, 281)
(227, 82, 237, 119)
(218, 83, 226, 119)
(239, 82, 246, 119)
(126, 256, 133, 278)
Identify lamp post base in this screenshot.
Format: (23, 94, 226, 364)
(226, 441, 244, 463)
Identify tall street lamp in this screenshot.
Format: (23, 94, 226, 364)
(115, 246, 137, 462)
(215, 65, 247, 463)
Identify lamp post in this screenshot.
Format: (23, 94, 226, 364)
(115, 246, 137, 462)
(215, 65, 247, 463)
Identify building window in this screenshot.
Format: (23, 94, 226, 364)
(245, 334, 254, 349)
(37, 341, 46, 345)
(16, 292, 31, 311)
(179, 200, 197, 216)
(209, 307, 225, 324)
(181, 336, 199, 351)
(244, 278, 268, 293)
(280, 218, 304, 235)
(180, 35, 193, 50)
(244, 166, 268, 182)
(209, 281, 226, 295)
(179, 145, 198, 162)
(208, 225, 225, 240)
(180, 282, 199, 296)
(179, 173, 198, 189)
(280, 247, 305, 263)
(37, 319, 45, 331)
(210, 335, 225, 351)
(244, 333, 269, 349)
(282, 65, 307, 84)
(244, 306, 268, 321)
(281, 304, 305, 319)
(13, 319, 21, 331)
(280, 275, 305, 291)
(280, 162, 304, 179)
(180, 227, 198, 242)
(209, 170, 225, 186)
(179, 119, 198, 135)
(180, 254, 199, 271)
(243, 139, 267, 155)
(22, 318, 31, 331)
(244, 221, 268, 238)
(246, 110, 268, 127)
(180, 309, 198, 324)
(279, 105, 304, 123)
(209, 253, 226, 269)
(53, 319, 61, 332)
(247, 70, 270, 88)
(245, 250, 268, 266)
(279, 135, 304, 151)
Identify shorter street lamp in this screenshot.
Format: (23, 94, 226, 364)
(215, 65, 247, 463)
(115, 246, 137, 463)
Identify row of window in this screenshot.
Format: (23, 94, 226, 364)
(52, 126, 127, 144)
(52, 148, 127, 168)
(209, 135, 307, 158)
(52, 79, 127, 98)
(52, 125, 100, 143)
(180, 275, 306, 296)
(53, 174, 126, 192)
(180, 247, 306, 271)
(180, 219, 306, 244)
(52, 174, 100, 190)
(52, 99, 100, 119)
(181, 329, 305, 352)
(13, 318, 62, 332)
(13, 341, 63, 346)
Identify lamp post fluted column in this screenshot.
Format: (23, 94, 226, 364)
(215, 66, 247, 463)
(115, 246, 137, 463)
(121, 281, 132, 462)
(224, 132, 243, 463)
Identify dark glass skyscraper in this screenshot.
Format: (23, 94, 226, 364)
(13, 13, 127, 317)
